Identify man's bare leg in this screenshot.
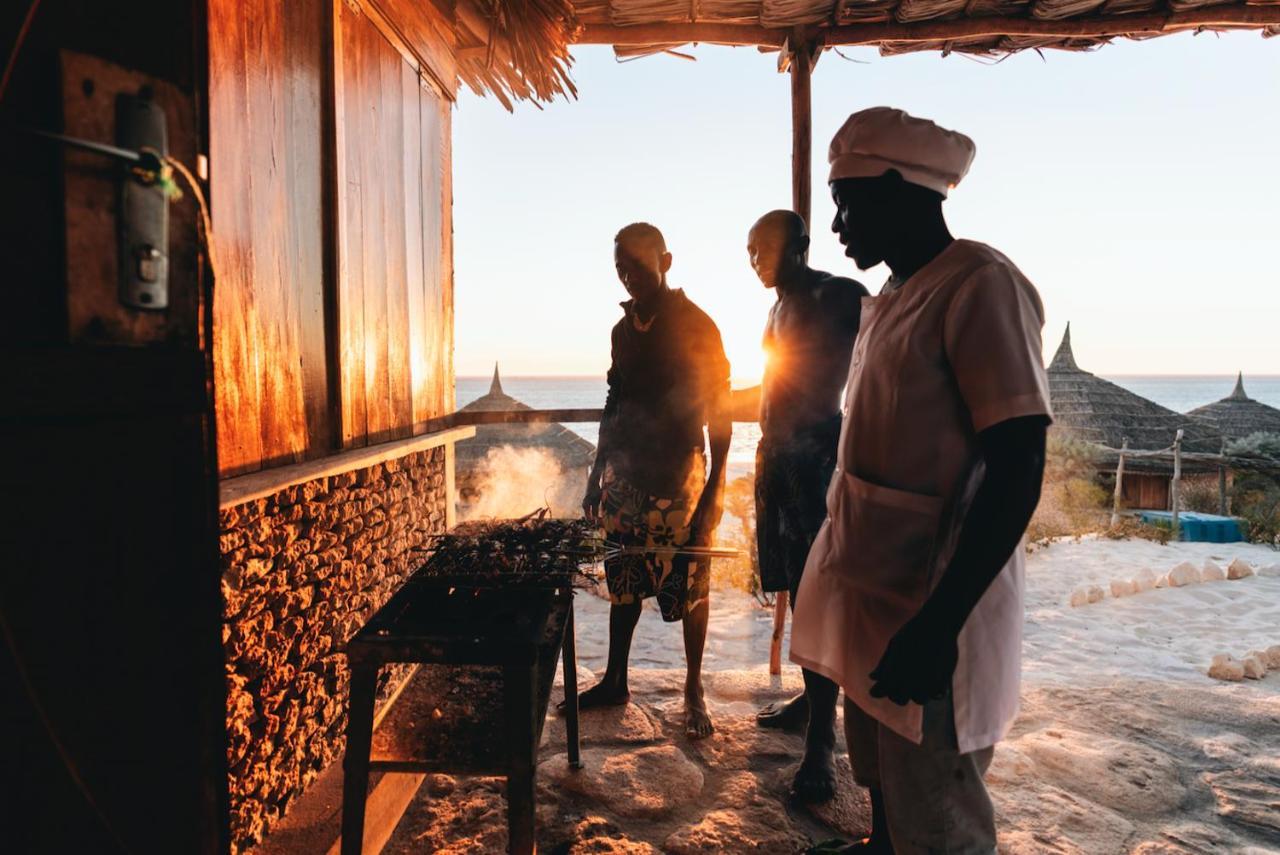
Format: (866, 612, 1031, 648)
(791, 668, 839, 802)
(682, 596, 714, 739)
(562, 600, 641, 711)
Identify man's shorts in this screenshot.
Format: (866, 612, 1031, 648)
(755, 422, 838, 599)
(600, 467, 709, 623)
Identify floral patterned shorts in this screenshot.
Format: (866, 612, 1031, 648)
(600, 467, 709, 622)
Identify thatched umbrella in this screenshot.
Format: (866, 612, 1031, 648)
(1186, 373, 1280, 443)
(1047, 324, 1222, 454)
(454, 364, 596, 514)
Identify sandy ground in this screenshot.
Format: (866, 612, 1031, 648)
(386, 538, 1280, 853)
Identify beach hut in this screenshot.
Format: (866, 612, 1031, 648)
(1186, 373, 1280, 444)
(1047, 325, 1223, 508)
(4, 1, 1279, 853)
(454, 365, 596, 516)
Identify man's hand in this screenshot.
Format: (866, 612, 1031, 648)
(868, 611, 959, 707)
(688, 487, 724, 547)
(582, 481, 603, 523)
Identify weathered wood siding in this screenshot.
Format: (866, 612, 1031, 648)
(210, 0, 454, 476)
(335, 0, 454, 449)
(209, 0, 329, 476)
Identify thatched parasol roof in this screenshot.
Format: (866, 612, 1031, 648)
(1186, 373, 1280, 443)
(454, 363, 597, 471)
(457, 0, 1280, 105)
(1047, 324, 1222, 455)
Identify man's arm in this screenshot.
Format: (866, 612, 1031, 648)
(691, 383, 731, 545)
(690, 319, 732, 545)
(584, 339, 621, 522)
(869, 414, 1048, 706)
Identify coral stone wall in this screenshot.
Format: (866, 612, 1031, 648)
(219, 448, 447, 851)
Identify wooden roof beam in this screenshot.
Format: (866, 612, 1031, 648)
(824, 6, 1280, 43)
(574, 6, 1280, 47)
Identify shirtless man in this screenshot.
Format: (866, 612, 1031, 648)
(749, 210, 868, 802)
(571, 222, 731, 739)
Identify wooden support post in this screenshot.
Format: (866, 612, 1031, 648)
(562, 600, 581, 769)
(1218, 440, 1229, 516)
(789, 32, 814, 232)
(1171, 429, 1184, 539)
(767, 32, 814, 678)
(1111, 438, 1128, 528)
(504, 661, 538, 855)
(340, 666, 380, 855)
(769, 592, 788, 676)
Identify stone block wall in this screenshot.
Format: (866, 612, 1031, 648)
(219, 448, 448, 851)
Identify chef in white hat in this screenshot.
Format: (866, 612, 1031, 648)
(789, 107, 1052, 853)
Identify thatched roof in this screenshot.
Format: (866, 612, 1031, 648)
(1186, 373, 1280, 443)
(1047, 324, 1222, 455)
(457, 0, 1280, 105)
(454, 364, 597, 470)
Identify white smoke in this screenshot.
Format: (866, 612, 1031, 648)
(459, 445, 587, 522)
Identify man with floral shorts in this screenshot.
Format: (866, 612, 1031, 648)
(571, 222, 731, 739)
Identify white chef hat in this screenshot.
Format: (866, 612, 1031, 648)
(828, 107, 976, 197)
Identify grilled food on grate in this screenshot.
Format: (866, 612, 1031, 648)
(417, 509, 600, 585)
(417, 507, 741, 587)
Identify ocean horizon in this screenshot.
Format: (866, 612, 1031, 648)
(456, 373, 1280, 466)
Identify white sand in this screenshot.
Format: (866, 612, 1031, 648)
(568, 536, 1280, 852)
(1024, 537, 1280, 685)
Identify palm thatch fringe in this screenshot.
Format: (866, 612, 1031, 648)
(458, 0, 580, 110)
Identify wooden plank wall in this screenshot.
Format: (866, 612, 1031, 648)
(335, 0, 454, 448)
(209, 0, 329, 476)
(209, 0, 455, 474)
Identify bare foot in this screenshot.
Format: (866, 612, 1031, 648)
(685, 688, 715, 740)
(757, 692, 809, 732)
(790, 744, 837, 804)
(558, 680, 629, 714)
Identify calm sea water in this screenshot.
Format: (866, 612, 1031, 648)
(456, 375, 1280, 465)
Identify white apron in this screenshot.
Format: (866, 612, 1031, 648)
(789, 240, 1051, 753)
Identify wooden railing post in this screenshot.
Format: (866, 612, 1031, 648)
(1111, 437, 1128, 528)
(1171, 429, 1184, 538)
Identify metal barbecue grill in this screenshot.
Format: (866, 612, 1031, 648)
(339, 511, 738, 855)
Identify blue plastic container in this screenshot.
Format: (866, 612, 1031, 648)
(1138, 511, 1245, 543)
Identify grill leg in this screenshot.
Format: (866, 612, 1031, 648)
(563, 598, 581, 769)
(504, 661, 538, 855)
(341, 666, 379, 855)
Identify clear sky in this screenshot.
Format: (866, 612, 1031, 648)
(453, 34, 1280, 383)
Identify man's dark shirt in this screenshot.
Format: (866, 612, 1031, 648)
(600, 288, 730, 497)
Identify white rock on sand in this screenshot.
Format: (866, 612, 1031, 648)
(1227, 558, 1255, 580)
(1133, 567, 1158, 592)
(1240, 654, 1268, 680)
(1110, 578, 1138, 598)
(1200, 560, 1226, 582)
(1207, 654, 1245, 682)
(1166, 561, 1202, 587)
(1263, 646, 1280, 669)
